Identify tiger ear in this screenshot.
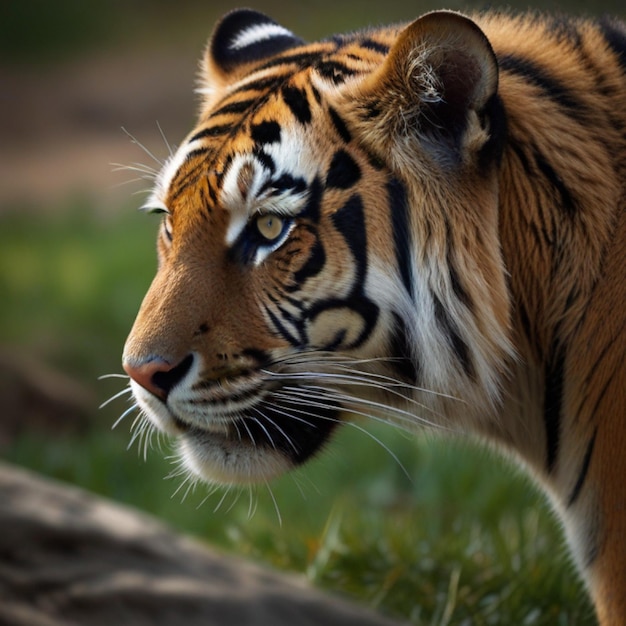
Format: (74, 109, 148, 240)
(200, 9, 304, 98)
(354, 11, 499, 167)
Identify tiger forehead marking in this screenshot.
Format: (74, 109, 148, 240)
(122, 8, 626, 625)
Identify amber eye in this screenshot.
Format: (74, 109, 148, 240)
(256, 214, 284, 241)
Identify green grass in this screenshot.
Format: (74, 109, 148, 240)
(1, 205, 596, 624)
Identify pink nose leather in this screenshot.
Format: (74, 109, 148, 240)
(123, 355, 193, 400)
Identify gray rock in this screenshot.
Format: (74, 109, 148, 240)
(0, 462, 407, 626)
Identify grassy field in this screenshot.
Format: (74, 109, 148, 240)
(1, 203, 596, 624)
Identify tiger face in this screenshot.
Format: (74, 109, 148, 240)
(122, 9, 512, 484)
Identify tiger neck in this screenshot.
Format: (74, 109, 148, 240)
(493, 104, 625, 478)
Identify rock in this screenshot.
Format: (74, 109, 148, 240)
(0, 462, 406, 626)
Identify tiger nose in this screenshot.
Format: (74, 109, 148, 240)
(123, 354, 194, 401)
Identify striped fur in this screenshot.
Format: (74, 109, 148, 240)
(122, 9, 626, 624)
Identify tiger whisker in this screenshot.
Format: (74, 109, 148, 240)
(251, 405, 300, 455)
(99, 386, 133, 410)
(156, 120, 175, 158)
(274, 385, 449, 432)
(213, 483, 235, 513)
(247, 484, 259, 520)
(249, 416, 277, 450)
(112, 403, 139, 430)
(127, 413, 151, 451)
(239, 417, 258, 447)
(223, 486, 246, 514)
(266, 369, 445, 418)
(121, 126, 166, 166)
(170, 480, 193, 503)
(255, 401, 318, 432)
(270, 391, 412, 482)
(110, 162, 160, 177)
(98, 373, 130, 380)
(265, 353, 463, 403)
(264, 479, 283, 527)
(305, 379, 449, 425)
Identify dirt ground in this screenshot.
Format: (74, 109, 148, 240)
(0, 47, 201, 213)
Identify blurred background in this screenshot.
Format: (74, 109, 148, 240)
(2, 1, 622, 624)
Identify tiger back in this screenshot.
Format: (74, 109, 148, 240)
(122, 9, 626, 624)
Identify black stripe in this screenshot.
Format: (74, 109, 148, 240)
(291, 237, 326, 288)
(477, 93, 507, 172)
(264, 304, 302, 347)
(545, 15, 583, 47)
(589, 361, 623, 424)
(261, 173, 307, 196)
(498, 54, 589, 124)
(579, 321, 626, 420)
(359, 38, 390, 55)
(198, 184, 213, 214)
(189, 125, 232, 142)
(311, 85, 322, 105)
(250, 120, 281, 144)
(253, 149, 276, 174)
(331, 194, 367, 282)
(366, 151, 385, 170)
(509, 143, 556, 243)
(361, 101, 381, 119)
(433, 296, 474, 379)
(326, 150, 361, 189)
(270, 396, 339, 464)
(567, 428, 598, 506)
(389, 312, 420, 384)
(170, 175, 201, 203)
(315, 60, 358, 84)
(598, 16, 626, 73)
(306, 297, 379, 350)
(259, 51, 322, 71)
(185, 147, 212, 160)
(533, 149, 578, 216)
(328, 106, 352, 143)
(232, 75, 284, 95)
(387, 178, 414, 301)
(300, 177, 323, 222)
(544, 341, 566, 473)
(517, 301, 539, 356)
(445, 220, 473, 311)
(211, 99, 256, 117)
(281, 85, 312, 124)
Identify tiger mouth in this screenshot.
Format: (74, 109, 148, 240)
(170, 390, 342, 475)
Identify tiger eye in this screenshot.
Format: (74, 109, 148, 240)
(256, 214, 283, 241)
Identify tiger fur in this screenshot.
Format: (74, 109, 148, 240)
(122, 9, 626, 623)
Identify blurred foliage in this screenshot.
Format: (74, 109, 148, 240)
(1, 0, 623, 64)
(0, 201, 156, 381)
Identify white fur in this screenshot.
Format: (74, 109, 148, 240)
(229, 23, 295, 51)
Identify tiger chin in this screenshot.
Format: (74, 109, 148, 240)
(122, 8, 626, 625)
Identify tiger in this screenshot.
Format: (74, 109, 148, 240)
(121, 8, 626, 624)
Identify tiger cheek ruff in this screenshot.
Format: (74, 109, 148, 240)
(121, 9, 626, 624)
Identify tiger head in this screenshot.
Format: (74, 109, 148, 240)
(122, 9, 513, 485)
